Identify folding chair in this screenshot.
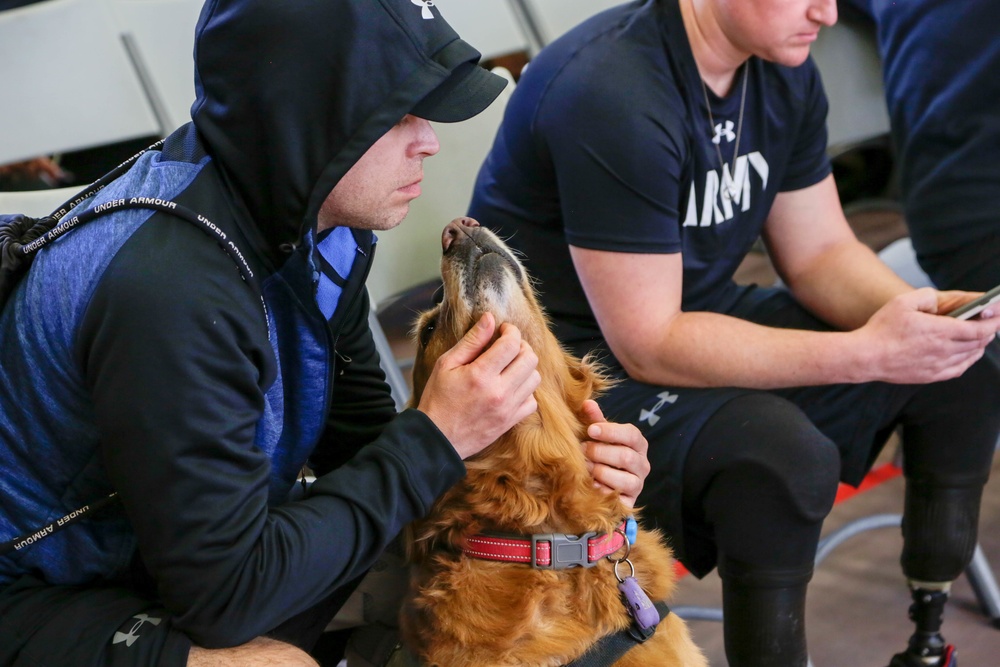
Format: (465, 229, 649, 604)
(107, 0, 204, 134)
(0, 185, 86, 218)
(0, 0, 163, 166)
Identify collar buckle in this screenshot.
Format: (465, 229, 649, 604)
(531, 531, 598, 569)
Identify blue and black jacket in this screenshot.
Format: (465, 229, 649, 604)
(0, 0, 480, 647)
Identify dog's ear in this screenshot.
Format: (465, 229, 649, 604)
(564, 351, 613, 413)
(409, 307, 442, 407)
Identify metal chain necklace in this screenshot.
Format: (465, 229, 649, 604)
(699, 61, 748, 201)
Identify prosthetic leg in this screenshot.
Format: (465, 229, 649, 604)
(888, 583, 957, 666)
(888, 483, 984, 667)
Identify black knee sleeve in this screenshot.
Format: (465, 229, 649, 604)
(901, 481, 984, 583)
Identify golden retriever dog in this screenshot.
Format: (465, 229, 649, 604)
(400, 217, 706, 667)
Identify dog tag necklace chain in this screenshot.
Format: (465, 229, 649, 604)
(699, 61, 749, 202)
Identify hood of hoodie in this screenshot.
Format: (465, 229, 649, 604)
(190, 0, 487, 264)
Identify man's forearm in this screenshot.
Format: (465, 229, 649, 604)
(616, 310, 870, 389)
(783, 238, 913, 330)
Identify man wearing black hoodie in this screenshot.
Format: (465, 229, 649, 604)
(0, 1, 650, 665)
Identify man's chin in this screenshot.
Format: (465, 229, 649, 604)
(375, 205, 411, 231)
(769, 44, 813, 68)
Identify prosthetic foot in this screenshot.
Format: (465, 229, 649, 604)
(887, 587, 957, 667)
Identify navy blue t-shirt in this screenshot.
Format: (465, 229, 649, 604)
(469, 0, 831, 353)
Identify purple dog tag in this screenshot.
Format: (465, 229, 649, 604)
(619, 576, 660, 630)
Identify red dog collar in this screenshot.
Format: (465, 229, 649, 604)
(462, 521, 628, 570)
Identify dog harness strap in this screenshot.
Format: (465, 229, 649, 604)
(561, 600, 671, 667)
(462, 521, 627, 569)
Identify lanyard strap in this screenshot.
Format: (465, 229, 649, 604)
(0, 492, 120, 556)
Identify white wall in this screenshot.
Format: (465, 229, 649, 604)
(522, 0, 623, 44)
(811, 19, 889, 153)
(435, 0, 529, 59)
(109, 0, 204, 133)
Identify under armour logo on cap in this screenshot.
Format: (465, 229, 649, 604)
(411, 0, 435, 20)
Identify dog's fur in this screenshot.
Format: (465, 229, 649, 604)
(400, 218, 706, 666)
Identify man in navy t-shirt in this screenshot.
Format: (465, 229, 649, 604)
(470, 1, 1000, 665)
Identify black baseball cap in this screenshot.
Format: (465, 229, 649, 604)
(396, 0, 509, 123)
(411, 60, 509, 123)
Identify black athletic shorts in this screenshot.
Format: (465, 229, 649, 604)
(587, 286, 929, 573)
(0, 575, 191, 667)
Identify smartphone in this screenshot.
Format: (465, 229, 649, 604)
(946, 284, 1000, 320)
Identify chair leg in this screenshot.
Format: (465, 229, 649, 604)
(965, 545, 1000, 629)
(369, 308, 411, 411)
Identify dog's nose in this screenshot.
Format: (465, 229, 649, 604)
(442, 217, 480, 252)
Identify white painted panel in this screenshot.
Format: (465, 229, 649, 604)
(109, 0, 204, 133)
(0, 0, 160, 165)
(524, 0, 622, 43)
(0, 186, 83, 218)
(435, 0, 529, 58)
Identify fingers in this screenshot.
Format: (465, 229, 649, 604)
(587, 460, 644, 509)
(933, 347, 988, 381)
(501, 335, 542, 423)
(440, 313, 497, 368)
(581, 408, 651, 509)
(418, 318, 541, 460)
(903, 287, 942, 314)
(938, 311, 1000, 342)
(585, 417, 649, 459)
(580, 399, 606, 426)
(501, 334, 541, 389)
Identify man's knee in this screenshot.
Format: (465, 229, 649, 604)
(188, 636, 319, 667)
(697, 394, 842, 525)
(688, 394, 841, 571)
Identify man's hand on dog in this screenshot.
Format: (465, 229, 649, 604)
(417, 313, 541, 460)
(580, 400, 650, 508)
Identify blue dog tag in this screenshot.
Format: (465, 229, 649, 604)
(619, 576, 660, 630)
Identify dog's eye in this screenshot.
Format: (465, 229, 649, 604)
(419, 317, 437, 348)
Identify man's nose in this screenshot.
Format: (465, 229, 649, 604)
(808, 0, 838, 27)
(412, 116, 441, 158)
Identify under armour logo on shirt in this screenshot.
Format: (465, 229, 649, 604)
(411, 0, 435, 19)
(112, 614, 162, 648)
(639, 391, 678, 427)
(712, 120, 736, 144)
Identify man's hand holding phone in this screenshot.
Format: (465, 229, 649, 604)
(943, 285, 1000, 320)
